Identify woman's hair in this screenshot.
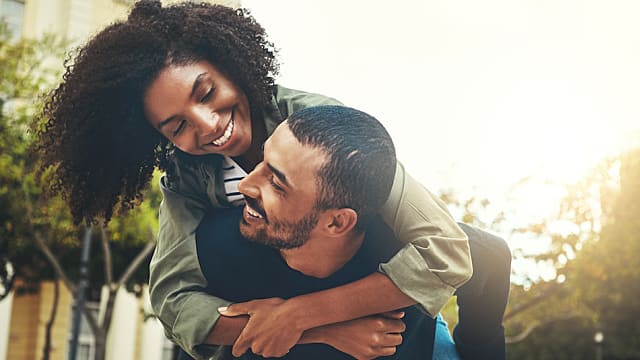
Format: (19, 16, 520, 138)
(34, 0, 279, 224)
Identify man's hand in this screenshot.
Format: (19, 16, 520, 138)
(310, 311, 406, 360)
(219, 297, 303, 358)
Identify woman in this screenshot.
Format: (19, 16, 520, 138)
(35, 1, 471, 358)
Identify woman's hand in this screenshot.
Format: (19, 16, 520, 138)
(220, 297, 406, 359)
(219, 297, 303, 358)
(307, 311, 406, 359)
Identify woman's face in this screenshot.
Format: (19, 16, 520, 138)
(144, 60, 252, 157)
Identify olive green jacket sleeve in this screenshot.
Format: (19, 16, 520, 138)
(379, 162, 472, 317)
(150, 158, 229, 360)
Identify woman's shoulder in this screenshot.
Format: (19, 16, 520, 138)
(261, 85, 344, 135)
(272, 84, 343, 117)
(163, 149, 222, 193)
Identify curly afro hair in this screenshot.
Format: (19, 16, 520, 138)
(34, 0, 279, 224)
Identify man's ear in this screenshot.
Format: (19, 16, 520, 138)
(323, 208, 358, 236)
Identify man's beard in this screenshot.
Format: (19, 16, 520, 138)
(240, 209, 319, 250)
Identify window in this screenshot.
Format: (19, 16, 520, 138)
(0, 0, 25, 40)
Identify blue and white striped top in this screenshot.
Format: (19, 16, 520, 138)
(221, 156, 247, 206)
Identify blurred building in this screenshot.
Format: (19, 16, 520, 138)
(0, 1, 240, 359)
(1, 0, 239, 42)
(2, 282, 172, 360)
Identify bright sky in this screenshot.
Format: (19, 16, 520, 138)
(242, 0, 640, 226)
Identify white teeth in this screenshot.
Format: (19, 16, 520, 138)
(246, 205, 263, 219)
(212, 119, 234, 146)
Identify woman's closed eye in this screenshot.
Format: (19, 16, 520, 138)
(173, 119, 186, 137)
(200, 87, 214, 103)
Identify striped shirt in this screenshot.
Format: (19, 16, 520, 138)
(221, 156, 247, 206)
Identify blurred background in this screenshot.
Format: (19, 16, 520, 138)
(1, 0, 638, 359)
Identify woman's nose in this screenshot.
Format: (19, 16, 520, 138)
(189, 108, 222, 142)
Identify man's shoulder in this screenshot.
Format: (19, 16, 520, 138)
(361, 217, 402, 258)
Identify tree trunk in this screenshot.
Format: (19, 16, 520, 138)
(93, 287, 118, 360)
(42, 277, 59, 360)
(93, 328, 107, 360)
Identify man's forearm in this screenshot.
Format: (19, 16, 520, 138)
(288, 272, 416, 331)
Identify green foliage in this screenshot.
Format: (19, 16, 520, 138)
(438, 147, 640, 358)
(505, 149, 640, 359)
(0, 22, 70, 297)
(0, 23, 67, 100)
(0, 22, 161, 300)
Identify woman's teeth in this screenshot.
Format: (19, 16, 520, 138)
(212, 119, 234, 146)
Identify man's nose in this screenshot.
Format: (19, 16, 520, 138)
(238, 163, 263, 199)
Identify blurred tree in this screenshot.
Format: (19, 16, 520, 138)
(505, 149, 640, 359)
(0, 21, 70, 299)
(0, 21, 162, 360)
(438, 149, 640, 359)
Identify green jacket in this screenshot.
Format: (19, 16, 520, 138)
(149, 85, 472, 359)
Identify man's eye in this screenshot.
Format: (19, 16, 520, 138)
(173, 120, 186, 136)
(269, 175, 284, 192)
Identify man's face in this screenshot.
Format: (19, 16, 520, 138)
(238, 123, 327, 249)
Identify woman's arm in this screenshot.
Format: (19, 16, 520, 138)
(149, 164, 233, 360)
(221, 161, 472, 356)
(378, 161, 473, 316)
(151, 86, 342, 359)
(208, 307, 406, 359)
(274, 88, 470, 314)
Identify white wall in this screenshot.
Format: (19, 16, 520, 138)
(138, 287, 166, 360)
(100, 286, 167, 360)
(101, 287, 138, 360)
(0, 292, 14, 360)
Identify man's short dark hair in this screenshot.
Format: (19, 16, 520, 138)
(286, 105, 396, 230)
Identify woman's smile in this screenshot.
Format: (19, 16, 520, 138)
(144, 60, 253, 157)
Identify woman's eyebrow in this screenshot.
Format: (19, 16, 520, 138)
(157, 72, 209, 130)
(190, 72, 208, 97)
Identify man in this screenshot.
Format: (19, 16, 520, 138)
(193, 105, 510, 359)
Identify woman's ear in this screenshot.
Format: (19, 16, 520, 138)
(323, 208, 358, 236)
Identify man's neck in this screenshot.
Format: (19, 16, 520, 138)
(279, 231, 366, 279)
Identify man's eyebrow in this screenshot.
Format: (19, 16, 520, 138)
(157, 72, 207, 130)
(267, 163, 290, 188)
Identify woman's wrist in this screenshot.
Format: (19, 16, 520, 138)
(284, 295, 322, 331)
(299, 326, 330, 345)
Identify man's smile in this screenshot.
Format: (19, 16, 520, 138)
(243, 198, 267, 223)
